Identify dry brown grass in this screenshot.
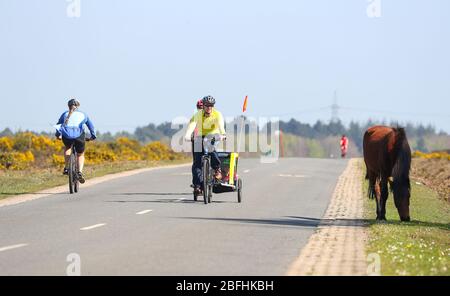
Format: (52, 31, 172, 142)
(411, 158, 450, 202)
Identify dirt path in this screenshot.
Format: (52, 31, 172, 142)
(287, 158, 368, 275)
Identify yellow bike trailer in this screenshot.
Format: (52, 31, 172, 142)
(213, 151, 242, 203)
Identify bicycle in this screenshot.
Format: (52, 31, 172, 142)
(67, 142, 80, 194)
(61, 137, 92, 194)
(193, 134, 242, 204)
(191, 135, 220, 204)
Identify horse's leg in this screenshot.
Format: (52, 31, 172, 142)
(380, 177, 389, 220)
(374, 178, 383, 220)
(367, 171, 380, 220)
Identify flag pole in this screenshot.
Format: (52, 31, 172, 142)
(237, 96, 248, 154)
(237, 115, 244, 153)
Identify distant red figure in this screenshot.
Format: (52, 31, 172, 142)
(340, 134, 349, 158)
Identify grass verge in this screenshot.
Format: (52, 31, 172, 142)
(0, 159, 189, 200)
(361, 160, 450, 276)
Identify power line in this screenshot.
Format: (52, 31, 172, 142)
(262, 107, 330, 118)
(331, 90, 340, 123)
(340, 107, 450, 118)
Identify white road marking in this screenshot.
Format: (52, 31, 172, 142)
(278, 174, 309, 178)
(175, 198, 187, 202)
(0, 243, 28, 252)
(243, 169, 250, 173)
(80, 223, 106, 231)
(136, 209, 153, 215)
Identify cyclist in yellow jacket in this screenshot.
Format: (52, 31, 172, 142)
(184, 95, 226, 194)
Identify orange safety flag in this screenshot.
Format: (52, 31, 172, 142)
(242, 95, 248, 112)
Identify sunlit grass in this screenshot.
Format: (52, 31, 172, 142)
(362, 160, 450, 276)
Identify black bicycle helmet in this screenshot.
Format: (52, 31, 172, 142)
(68, 99, 80, 107)
(202, 95, 216, 106)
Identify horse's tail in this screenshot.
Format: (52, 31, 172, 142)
(362, 130, 372, 199)
(391, 128, 411, 197)
(363, 130, 376, 200)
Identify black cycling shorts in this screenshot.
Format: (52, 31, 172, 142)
(62, 134, 86, 153)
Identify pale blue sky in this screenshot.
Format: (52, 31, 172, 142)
(1, 0, 449, 133)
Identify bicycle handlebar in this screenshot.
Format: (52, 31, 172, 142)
(201, 134, 226, 154)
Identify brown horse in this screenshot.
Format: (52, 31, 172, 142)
(363, 126, 412, 221)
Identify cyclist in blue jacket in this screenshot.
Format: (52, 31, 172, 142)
(55, 99, 96, 183)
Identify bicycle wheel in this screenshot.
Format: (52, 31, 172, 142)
(208, 188, 212, 203)
(202, 156, 210, 204)
(237, 178, 243, 203)
(68, 152, 75, 194)
(73, 151, 79, 193)
(208, 179, 212, 203)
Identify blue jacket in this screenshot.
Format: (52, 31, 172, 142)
(55, 110, 96, 139)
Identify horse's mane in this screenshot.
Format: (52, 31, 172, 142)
(390, 127, 411, 199)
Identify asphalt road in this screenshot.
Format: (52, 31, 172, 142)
(0, 158, 348, 275)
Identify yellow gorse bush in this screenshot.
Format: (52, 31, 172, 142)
(413, 151, 450, 161)
(31, 135, 64, 152)
(116, 137, 141, 151)
(142, 141, 179, 161)
(0, 150, 35, 170)
(118, 147, 141, 161)
(84, 148, 118, 164)
(0, 137, 13, 151)
(12, 132, 34, 151)
(0, 134, 184, 170)
(52, 154, 65, 168)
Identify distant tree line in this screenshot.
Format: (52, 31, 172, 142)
(0, 119, 446, 153)
(278, 119, 442, 152)
(93, 122, 178, 143)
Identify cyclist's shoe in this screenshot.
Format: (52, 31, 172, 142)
(214, 168, 222, 180)
(77, 171, 85, 184)
(194, 185, 202, 195)
(63, 168, 69, 175)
